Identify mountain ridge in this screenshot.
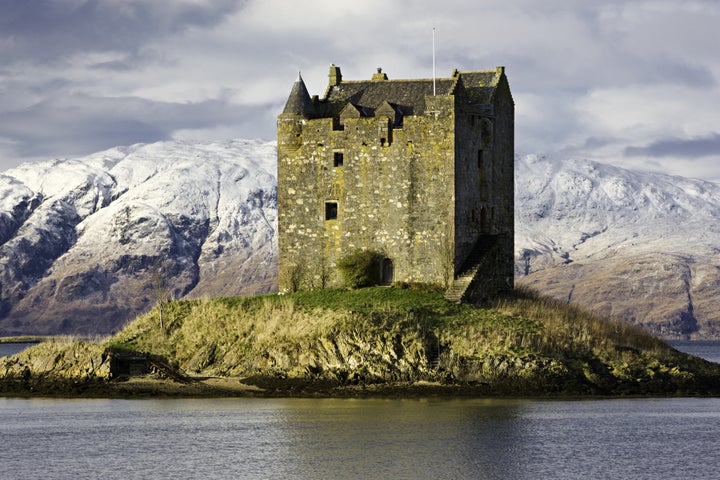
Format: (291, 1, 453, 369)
(1, 140, 719, 338)
(0, 139, 277, 335)
(515, 154, 720, 338)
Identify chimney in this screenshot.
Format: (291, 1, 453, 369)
(372, 67, 388, 81)
(329, 64, 342, 87)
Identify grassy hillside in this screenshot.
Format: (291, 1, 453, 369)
(3, 287, 720, 397)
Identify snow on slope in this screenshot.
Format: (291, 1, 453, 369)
(2, 140, 720, 338)
(516, 154, 720, 338)
(0, 139, 277, 335)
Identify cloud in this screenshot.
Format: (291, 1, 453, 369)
(626, 134, 720, 158)
(1, 0, 720, 184)
(0, 0, 243, 65)
(0, 93, 256, 160)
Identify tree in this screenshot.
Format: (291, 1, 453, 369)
(151, 266, 173, 334)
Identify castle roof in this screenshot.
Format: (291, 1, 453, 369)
(309, 66, 507, 120)
(281, 73, 316, 117)
(456, 70, 506, 105)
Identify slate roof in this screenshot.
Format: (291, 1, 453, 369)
(457, 71, 503, 105)
(281, 67, 506, 121)
(282, 73, 316, 116)
(324, 69, 502, 117)
(318, 78, 458, 118)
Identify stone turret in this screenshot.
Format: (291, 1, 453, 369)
(278, 73, 315, 153)
(281, 73, 316, 118)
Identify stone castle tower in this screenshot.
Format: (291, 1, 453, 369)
(277, 65, 514, 302)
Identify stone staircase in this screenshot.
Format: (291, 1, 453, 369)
(444, 236, 498, 303)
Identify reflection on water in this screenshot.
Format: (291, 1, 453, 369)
(2, 396, 720, 480)
(276, 398, 526, 479)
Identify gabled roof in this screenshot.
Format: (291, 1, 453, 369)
(317, 78, 456, 118)
(279, 66, 509, 121)
(456, 70, 505, 105)
(375, 101, 397, 123)
(311, 67, 506, 119)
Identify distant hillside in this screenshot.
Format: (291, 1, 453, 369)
(515, 154, 720, 339)
(0, 140, 277, 335)
(2, 140, 720, 338)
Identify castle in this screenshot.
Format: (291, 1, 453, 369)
(277, 65, 514, 302)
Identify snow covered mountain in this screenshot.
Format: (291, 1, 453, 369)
(1, 139, 719, 338)
(0, 139, 277, 335)
(516, 154, 720, 339)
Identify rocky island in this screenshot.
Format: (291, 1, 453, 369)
(2, 287, 719, 398)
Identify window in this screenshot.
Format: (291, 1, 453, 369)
(325, 202, 338, 220)
(333, 151, 344, 167)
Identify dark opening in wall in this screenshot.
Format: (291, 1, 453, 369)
(333, 152, 344, 167)
(481, 207, 490, 232)
(325, 201, 338, 220)
(381, 257, 394, 284)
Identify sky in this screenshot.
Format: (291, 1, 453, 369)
(1, 0, 719, 181)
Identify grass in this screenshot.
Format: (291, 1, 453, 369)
(493, 287, 670, 357)
(106, 286, 684, 378)
(8, 285, 716, 397)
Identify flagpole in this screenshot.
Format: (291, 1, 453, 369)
(432, 27, 436, 96)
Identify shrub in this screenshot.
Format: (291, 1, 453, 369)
(282, 261, 305, 292)
(338, 249, 384, 288)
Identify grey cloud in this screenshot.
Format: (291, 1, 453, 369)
(629, 56, 716, 89)
(625, 134, 720, 158)
(0, 94, 260, 159)
(88, 50, 169, 72)
(1, 0, 719, 183)
(582, 136, 620, 149)
(0, 0, 244, 65)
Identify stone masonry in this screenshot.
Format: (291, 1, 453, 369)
(277, 65, 514, 301)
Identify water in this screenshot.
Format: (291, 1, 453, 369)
(670, 340, 720, 363)
(0, 342, 37, 357)
(2, 341, 720, 479)
(2, 396, 720, 480)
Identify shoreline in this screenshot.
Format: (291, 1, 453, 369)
(0, 336, 48, 344)
(3, 374, 720, 400)
(5, 289, 720, 400)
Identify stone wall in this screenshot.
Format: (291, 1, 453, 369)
(278, 69, 514, 297)
(451, 76, 514, 295)
(278, 100, 457, 290)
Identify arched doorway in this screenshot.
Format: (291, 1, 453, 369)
(381, 258, 394, 285)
